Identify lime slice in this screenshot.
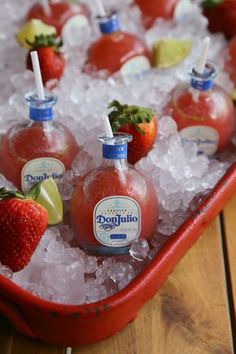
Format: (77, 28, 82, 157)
(36, 178, 63, 226)
(153, 38, 192, 68)
(232, 88, 236, 103)
(16, 19, 56, 49)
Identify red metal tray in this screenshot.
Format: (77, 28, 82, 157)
(0, 162, 235, 347)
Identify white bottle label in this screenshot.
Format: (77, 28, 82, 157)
(180, 126, 219, 156)
(174, 0, 193, 22)
(21, 157, 65, 192)
(93, 196, 141, 248)
(62, 14, 90, 38)
(120, 56, 151, 77)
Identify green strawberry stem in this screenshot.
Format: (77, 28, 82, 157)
(108, 100, 156, 135)
(0, 183, 41, 201)
(26, 34, 63, 52)
(201, 0, 224, 8)
(0, 188, 25, 200)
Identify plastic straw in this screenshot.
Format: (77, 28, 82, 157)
(41, 0, 51, 17)
(94, 0, 106, 17)
(102, 116, 124, 175)
(195, 37, 210, 74)
(30, 51, 45, 100)
(192, 37, 211, 102)
(103, 116, 114, 138)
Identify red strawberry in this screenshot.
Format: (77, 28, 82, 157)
(108, 100, 158, 164)
(0, 187, 48, 272)
(26, 34, 65, 85)
(202, 0, 236, 39)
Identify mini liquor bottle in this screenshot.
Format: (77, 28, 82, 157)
(26, 0, 90, 36)
(85, 10, 152, 76)
(0, 92, 79, 191)
(165, 61, 235, 155)
(70, 133, 159, 255)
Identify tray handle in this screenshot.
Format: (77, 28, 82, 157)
(0, 294, 35, 338)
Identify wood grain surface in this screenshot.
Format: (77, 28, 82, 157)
(222, 195, 236, 304)
(0, 212, 235, 354)
(74, 218, 233, 354)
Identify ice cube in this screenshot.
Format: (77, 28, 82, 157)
(0, 264, 13, 279)
(129, 239, 150, 261)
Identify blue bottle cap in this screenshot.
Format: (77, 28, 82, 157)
(103, 143, 127, 159)
(98, 10, 120, 34)
(24, 92, 57, 122)
(98, 133, 132, 160)
(189, 61, 218, 91)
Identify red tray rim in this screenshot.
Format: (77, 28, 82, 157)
(0, 161, 235, 317)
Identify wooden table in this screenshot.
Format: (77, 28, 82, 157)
(0, 195, 235, 354)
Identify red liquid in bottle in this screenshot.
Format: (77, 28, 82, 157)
(70, 134, 159, 255)
(134, 0, 179, 28)
(165, 62, 235, 155)
(27, 1, 90, 35)
(0, 93, 79, 190)
(86, 10, 152, 76)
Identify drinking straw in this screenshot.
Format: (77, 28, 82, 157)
(41, 0, 51, 17)
(94, 0, 106, 17)
(196, 36, 210, 74)
(103, 115, 114, 138)
(30, 51, 45, 100)
(102, 116, 124, 175)
(192, 36, 210, 102)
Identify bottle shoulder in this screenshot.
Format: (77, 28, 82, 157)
(76, 164, 154, 201)
(169, 82, 234, 122)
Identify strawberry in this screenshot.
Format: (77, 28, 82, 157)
(108, 100, 157, 164)
(202, 0, 236, 39)
(26, 34, 65, 85)
(0, 186, 48, 272)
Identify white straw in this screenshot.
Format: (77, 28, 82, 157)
(94, 0, 106, 17)
(41, 0, 51, 17)
(30, 51, 45, 100)
(195, 36, 210, 74)
(192, 36, 210, 102)
(102, 116, 124, 176)
(103, 116, 114, 138)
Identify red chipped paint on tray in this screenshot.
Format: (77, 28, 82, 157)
(0, 162, 236, 347)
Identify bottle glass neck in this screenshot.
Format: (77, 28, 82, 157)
(98, 11, 120, 34)
(25, 92, 57, 122)
(98, 133, 132, 167)
(189, 62, 217, 92)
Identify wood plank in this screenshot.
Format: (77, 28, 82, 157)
(73, 218, 232, 354)
(222, 194, 236, 299)
(0, 315, 65, 354)
(222, 194, 236, 331)
(0, 315, 14, 354)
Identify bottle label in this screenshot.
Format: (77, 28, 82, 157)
(62, 14, 90, 38)
(21, 157, 65, 192)
(120, 56, 151, 77)
(174, 0, 192, 22)
(180, 126, 219, 156)
(93, 196, 141, 247)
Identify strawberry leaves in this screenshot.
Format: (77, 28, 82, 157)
(0, 183, 41, 201)
(202, 0, 224, 8)
(0, 188, 25, 200)
(27, 34, 63, 52)
(108, 100, 155, 135)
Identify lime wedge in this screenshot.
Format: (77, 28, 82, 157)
(232, 88, 236, 103)
(36, 178, 63, 226)
(16, 19, 56, 49)
(153, 38, 192, 68)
